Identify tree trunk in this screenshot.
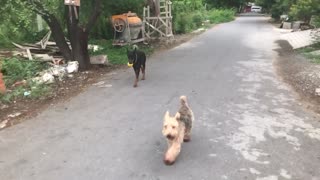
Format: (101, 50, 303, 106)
(27, 0, 101, 71)
(73, 27, 91, 70)
(65, 1, 101, 70)
(40, 15, 72, 61)
(66, 6, 91, 70)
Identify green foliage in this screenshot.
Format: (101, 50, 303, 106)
(255, 0, 276, 12)
(256, 0, 320, 22)
(205, 0, 248, 9)
(0, 58, 48, 86)
(270, 0, 294, 20)
(192, 12, 206, 27)
(172, 0, 207, 34)
(289, 0, 320, 22)
(304, 53, 320, 64)
(0, 58, 51, 103)
(172, 0, 205, 12)
(311, 16, 320, 28)
(174, 13, 195, 34)
(208, 9, 235, 24)
(297, 43, 320, 53)
(0, 0, 35, 46)
(297, 43, 320, 64)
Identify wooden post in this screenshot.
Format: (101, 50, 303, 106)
(169, 1, 172, 35)
(143, 7, 146, 40)
(143, 0, 173, 40)
(148, 6, 151, 37)
(165, 0, 168, 37)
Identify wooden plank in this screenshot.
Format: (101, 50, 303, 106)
(131, 38, 145, 44)
(146, 17, 172, 20)
(26, 49, 33, 60)
(12, 42, 39, 50)
(145, 22, 166, 36)
(158, 18, 169, 28)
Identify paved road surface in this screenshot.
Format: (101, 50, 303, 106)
(1, 17, 320, 180)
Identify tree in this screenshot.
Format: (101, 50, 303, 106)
(25, 0, 102, 70)
(205, 0, 249, 10)
(255, 0, 276, 13)
(255, 0, 296, 20)
(0, 0, 37, 47)
(290, 0, 320, 23)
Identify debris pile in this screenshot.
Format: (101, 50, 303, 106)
(32, 61, 79, 84)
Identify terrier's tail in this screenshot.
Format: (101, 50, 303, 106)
(180, 96, 188, 106)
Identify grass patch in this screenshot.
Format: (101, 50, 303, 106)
(303, 52, 320, 64)
(0, 57, 52, 103)
(297, 43, 320, 64)
(297, 43, 320, 53)
(89, 39, 153, 65)
(0, 82, 52, 103)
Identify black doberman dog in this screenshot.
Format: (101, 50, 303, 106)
(127, 46, 146, 87)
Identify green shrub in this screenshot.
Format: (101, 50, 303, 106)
(192, 12, 205, 27)
(174, 12, 206, 34)
(0, 58, 48, 86)
(174, 13, 194, 34)
(0, 58, 52, 103)
(208, 9, 235, 24)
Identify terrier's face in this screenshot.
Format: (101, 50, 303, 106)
(162, 111, 180, 141)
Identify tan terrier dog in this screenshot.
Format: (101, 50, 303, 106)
(162, 96, 194, 165)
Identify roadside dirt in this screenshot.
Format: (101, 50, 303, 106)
(0, 66, 119, 129)
(0, 30, 205, 130)
(274, 40, 320, 115)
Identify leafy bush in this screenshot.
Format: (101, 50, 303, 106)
(289, 0, 318, 23)
(0, 58, 48, 86)
(192, 12, 205, 27)
(173, 8, 235, 34)
(312, 16, 320, 28)
(174, 13, 195, 34)
(0, 57, 51, 103)
(172, 0, 207, 33)
(208, 9, 235, 24)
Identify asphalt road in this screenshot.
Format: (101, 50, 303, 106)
(1, 17, 320, 180)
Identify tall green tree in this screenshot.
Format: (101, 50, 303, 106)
(205, 0, 249, 10)
(290, 0, 320, 23)
(255, 0, 276, 12)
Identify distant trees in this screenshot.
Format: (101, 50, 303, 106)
(255, 0, 320, 23)
(205, 0, 250, 10)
